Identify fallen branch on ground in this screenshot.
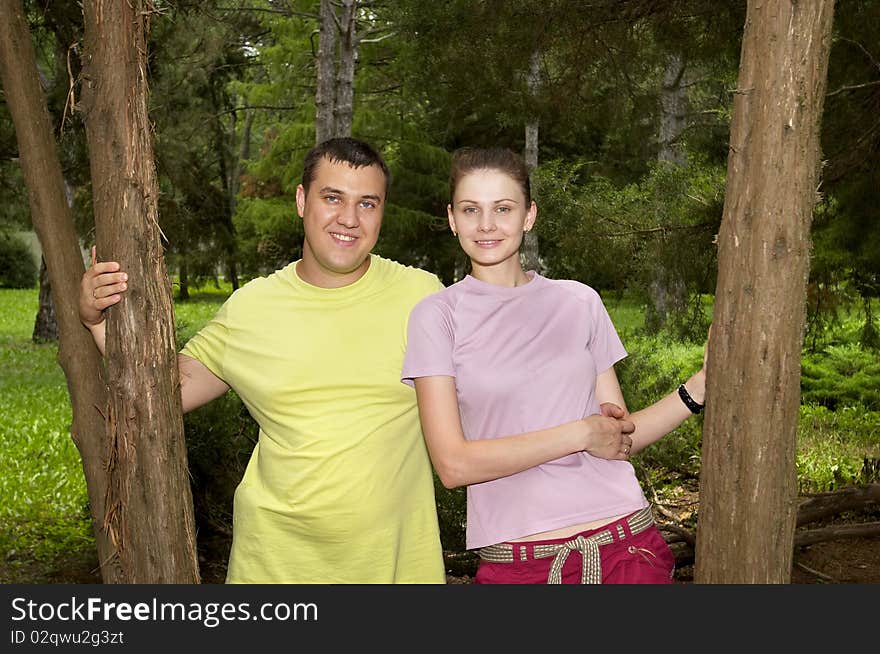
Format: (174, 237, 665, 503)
(794, 521, 880, 547)
(796, 484, 880, 527)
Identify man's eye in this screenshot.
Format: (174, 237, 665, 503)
(325, 195, 340, 203)
(360, 201, 376, 209)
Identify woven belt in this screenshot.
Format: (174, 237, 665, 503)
(477, 506, 655, 584)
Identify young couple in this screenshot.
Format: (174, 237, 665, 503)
(81, 137, 706, 585)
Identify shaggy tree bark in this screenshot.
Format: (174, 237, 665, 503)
(80, 0, 199, 582)
(695, 0, 836, 583)
(0, 0, 119, 580)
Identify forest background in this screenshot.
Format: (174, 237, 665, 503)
(0, 0, 878, 583)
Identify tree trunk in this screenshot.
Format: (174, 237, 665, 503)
(648, 55, 690, 331)
(0, 0, 120, 580)
(225, 108, 253, 291)
(178, 256, 190, 301)
(209, 84, 239, 293)
(80, 0, 199, 583)
(694, 0, 836, 584)
(658, 54, 688, 167)
(32, 257, 58, 343)
(522, 47, 541, 273)
(315, 0, 337, 143)
(334, 0, 358, 138)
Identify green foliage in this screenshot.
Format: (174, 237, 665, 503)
(0, 233, 38, 289)
(797, 404, 880, 492)
(233, 196, 302, 279)
(801, 344, 880, 410)
(612, 331, 706, 480)
(378, 141, 461, 282)
(432, 479, 478, 576)
(533, 158, 722, 340)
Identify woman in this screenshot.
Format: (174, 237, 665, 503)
(401, 146, 707, 584)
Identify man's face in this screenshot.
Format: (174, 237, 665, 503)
(295, 158, 386, 288)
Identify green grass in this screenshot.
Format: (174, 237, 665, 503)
(0, 287, 230, 571)
(0, 290, 91, 564)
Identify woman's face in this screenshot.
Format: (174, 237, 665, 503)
(448, 168, 536, 271)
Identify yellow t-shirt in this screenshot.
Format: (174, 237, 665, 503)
(181, 255, 446, 583)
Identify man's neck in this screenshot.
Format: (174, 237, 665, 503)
(296, 255, 372, 289)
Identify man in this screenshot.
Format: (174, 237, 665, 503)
(80, 138, 447, 583)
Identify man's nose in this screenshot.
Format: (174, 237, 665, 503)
(337, 202, 359, 228)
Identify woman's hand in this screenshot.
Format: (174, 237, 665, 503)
(581, 412, 635, 460)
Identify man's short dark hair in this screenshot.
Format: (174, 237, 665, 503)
(302, 137, 391, 195)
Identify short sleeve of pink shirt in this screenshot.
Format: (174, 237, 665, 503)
(401, 272, 648, 549)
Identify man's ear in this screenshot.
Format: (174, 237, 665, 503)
(295, 184, 306, 218)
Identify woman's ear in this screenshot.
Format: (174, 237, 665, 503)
(524, 200, 537, 232)
(447, 204, 458, 236)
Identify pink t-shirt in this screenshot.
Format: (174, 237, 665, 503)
(402, 272, 649, 549)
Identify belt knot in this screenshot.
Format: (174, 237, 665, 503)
(545, 534, 603, 584)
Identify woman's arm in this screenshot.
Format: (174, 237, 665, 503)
(595, 360, 706, 456)
(414, 375, 635, 489)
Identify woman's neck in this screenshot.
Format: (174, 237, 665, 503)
(470, 260, 531, 288)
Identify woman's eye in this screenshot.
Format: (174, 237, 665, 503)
(496, 206, 510, 213)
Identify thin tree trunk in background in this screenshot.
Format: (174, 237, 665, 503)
(648, 54, 690, 331)
(315, 0, 337, 143)
(80, 0, 199, 583)
(695, 0, 836, 583)
(225, 108, 253, 291)
(334, 0, 357, 138)
(659, 54, 688, 167)
(178, 256, 190, 301)
(522, 47, 541, 273)
(32, 257, 58, 342)
(0, 0, 117, 580)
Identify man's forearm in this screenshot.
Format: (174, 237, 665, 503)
(87, 320, 107, 356)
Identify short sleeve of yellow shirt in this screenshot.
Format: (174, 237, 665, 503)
(181, 256, 446, 583)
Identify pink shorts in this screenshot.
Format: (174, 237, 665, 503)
(474, 513, 676, 584)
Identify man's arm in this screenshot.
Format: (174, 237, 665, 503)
(179, 354, 230, 413)
(79, 246, 127, 356)
(80, 247, 230, 413)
